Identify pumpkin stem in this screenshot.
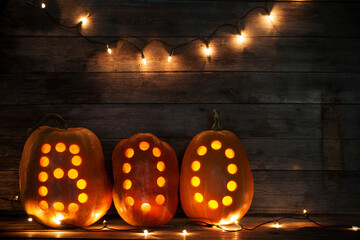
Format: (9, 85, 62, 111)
(211, 109, 222, 130)
(27, 113, 68, 135)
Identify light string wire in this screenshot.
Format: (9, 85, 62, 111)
(23, 0, 273, 63)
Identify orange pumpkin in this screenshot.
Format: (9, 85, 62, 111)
(112, 133, 179, 227)
(180, 109, 254, 225)
(19, 114, 112, 228)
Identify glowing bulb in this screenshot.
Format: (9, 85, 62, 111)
(303, 209, 307, 214)
(182, 229, 188, 235)
(273, 222, 281, 228)
(267, 13, 274, 22)
(168, 55, 172, 63)
(28, 217, 33, 222)
(204, 46, 212, 56)
(54, 215, 64, 225)
(352, 226, 358, 231)
(14, 196, 19, 200)
(142, 57, 146, 65)
(41, 3, 46, 8)
(143, 229, 149, 236)
(236, 34, 245, 43)
(107, 47, 112, 54)
(80, 17, 88, 25)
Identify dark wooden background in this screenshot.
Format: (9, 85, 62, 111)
(0, 0, 359, 216)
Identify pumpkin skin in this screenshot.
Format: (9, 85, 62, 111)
(112, 133, 179, 227)
(180, 110, 254, 225)
(19, 115, 112, 228)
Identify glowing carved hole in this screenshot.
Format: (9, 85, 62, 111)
(55, 143, 66, 152)
(194, 193, 204, 203)
(208, 200, 219, 210)
(53, 168, 64, 179)
(77, 179, 87, 190)
(40, 156, 50, 167)
(191, 161, 201, 171)
(157, 177, 166, 187)
(141, 203, 151, 213)
(122, 163, 131, 173)
(39, 200, 48, 210)
(68, 169, 78, 179)
(125, 196, 134, 206)
(38, 171, 48, 182)
(222, 196, 233, 206)
(41, 144, 51, 154)
(152, 147, 161, 157)
(157, 161, 165, 172)
(197, 146, 207, 156)
(211, 140, 222, 150)
(68, 203, 79, 212)
(227, 164, 238, 174)
(227, 181, 237, 192)
(38, 186, 48, 197)
(139, 141, 150, 151)
(54, 202, 64, 211)
(123, 179, 132, 190)
(225, 148, 235, 159)
(155, 194, 165, 205)
(69, 144, 80, 154)
(71, 156, 82, 166)
(78, 193, 88, 203)
(125, 148, 134, 158)
(191, 176, 200, 187)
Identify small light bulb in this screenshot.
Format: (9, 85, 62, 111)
(28, 217, 33, 222)
(107, 47, 112, 54)
(14, 196, 19, 200)
(267, 13, 274, 22)
(103, 220, 107, 227)
(54, 215, 64, 225)
(274, 222, 281, 228)
(41, 3, 46, 8)
(352, 226, 358, 231)
(143, 229, 149, 236)
(168, 55, 172, 63)
(303, 209, 307, 214)
(80, 17, 88, 25)
(182, 229, 188, 235)
(236, 34, 245, 43)
(142, 57, 146, 65)
(204, 46, 212, 56)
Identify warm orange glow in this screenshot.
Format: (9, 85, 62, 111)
(39, 200, 48, 210)
(55, 142, 66, 152)
(69, 144, 80, 154)
(211, 140, 222, 150)
(227, 181, 237, 191)
(77, 179, 87, 189)
(54, 202, 64, 211)
(236, 34, 245, 43)
(68, 169, 78, 179)
(222, 196, 233, 206)
(191, 176, 200, 187)
(197, 146, 207, 156)
(208, 200, 218, 210)
(125, 148, 134, 158)
(139, 141, 150, 151)
(194, 193, 203, 203)
(80, 16, 88, 25)
(125, 196, 134, 206)
(38, 186, 48, 197)
(38, 171, 48, 182)
(141, 203, 151, 213)
(123, 179, 132, 190)
(53, 168, 64, 179)
(71, 156, 82, 166)
(155, 194, 165, 205)
(78, 193, 88, 203)
(157, 177, 166, 187)
(191, 160, 201, 171)
(204, 46, 212, 56)
(157, 161, 165, 172)
(225, 148, 235, 159)
(41, 144, 51, 154)
(122, 163, 131, 173)
(68, 203, 79, 212)
(40, 156, 50, 167)
(152, 147, 161, 157)
(227, 164, 238, 174)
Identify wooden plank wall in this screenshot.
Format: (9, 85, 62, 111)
(0, 0, 360, 215)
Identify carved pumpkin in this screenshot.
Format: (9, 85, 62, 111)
(180, 110, 254, 224)
(19, 114, 112, 228)
(112, 133, 179, 227)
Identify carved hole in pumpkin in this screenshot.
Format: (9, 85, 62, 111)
(68, 203, 79, 212)
(152, 147, 161, 157)
(125, 148, 134, 158)
(227, 164, 238, 174)
(71, 156, 82, 166)
(141, 203, 151, 213)
(53, 168, 64, 179)
(125, 196, 134, 206)
(139, 141, 150, 151)
(54, 202, 64, 211)
(211, 140, 222, 150)
(157, 177, 166, 187)
(38, 171, 48, 182)
(38, 186, 48, 197)
(39, 200, 48, 210)
(69, 144, 80, 154)
(194, 193, 204, 203)
(222, 196, 233, 206)
(197, 146, 207, 156)
(123, 179, 132, 190)
(157, 161, 165, 172)
(77, 179, 87, 190)
(155, 194, 165, 205)
(227, 181, 237, 192)
(55, 143, 66, 152)
(191, 176, 200, 187)
(40, 156, 50, 167)
(191, 161, 201, 171)
(225, 148, 235, 159)
(122, 163, 131, 173)
(78, 193, 88, 203)
(68, 169, 78, 179)
(41, 144, 51, 154)
(208, 200, 219, 210)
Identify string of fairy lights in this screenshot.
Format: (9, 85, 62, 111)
(24, 0, 274, 64)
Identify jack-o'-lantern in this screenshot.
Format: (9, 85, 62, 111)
(180, 109, 253, 225)
(112, 133, 179, 227)
(19, 114, 112, 228)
